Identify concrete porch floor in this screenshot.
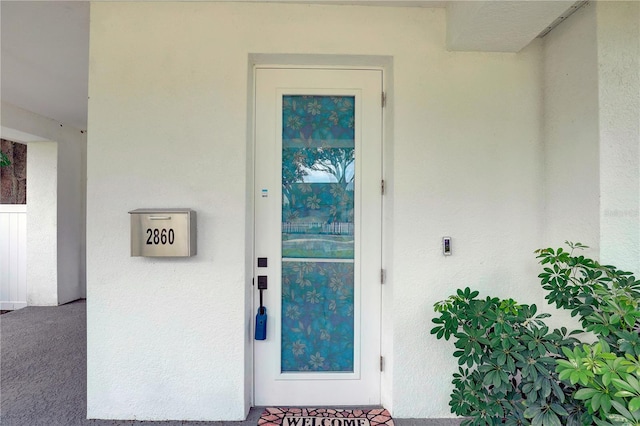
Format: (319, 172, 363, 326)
(0, 300, 459, 426)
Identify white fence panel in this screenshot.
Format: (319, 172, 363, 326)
(0, 205, 27, 310)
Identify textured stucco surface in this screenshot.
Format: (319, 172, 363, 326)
(540, 2, 600, 331)
(597, 1, 640, 276)
(26, 140, 58, 306)
(542, 1, 640, 278)
(542, 3, 600, 258)
(88, 1, 545, 421)
(2, 102, 87, 306)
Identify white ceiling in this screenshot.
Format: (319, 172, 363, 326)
(1, 1, 579, 133)
(2, 1, 90, 131)
(447, 1, 576, 52)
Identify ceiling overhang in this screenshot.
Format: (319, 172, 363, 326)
(1, 0, 582, 131)
(446, 1, 579, 52)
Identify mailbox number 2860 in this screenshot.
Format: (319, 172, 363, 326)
(146, 228, 175, 245)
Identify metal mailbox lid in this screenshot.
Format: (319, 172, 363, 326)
(128, 208, 194, 214)
(129, 209, 197, 257)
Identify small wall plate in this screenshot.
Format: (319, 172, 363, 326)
(443, 237, 452, 256)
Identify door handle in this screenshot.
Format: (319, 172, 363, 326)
(257, 275, 268, 290)
(255, 275, 268, 340)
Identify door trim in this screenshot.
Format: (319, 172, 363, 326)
(251, 65, 386, 406)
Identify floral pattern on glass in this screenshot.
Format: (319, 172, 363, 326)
(283, 95, 354, 144)
(281, 261, 354, 372)
(282, 95, 355, 260)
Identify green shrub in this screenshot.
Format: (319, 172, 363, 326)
(0, 151, 10, 167)
(432, 242, 639, 425)
(535, 243, 640, 357)
(431, 288, 587, 425)
(557, 341, 640, 425)
(536, 243, 640, 425)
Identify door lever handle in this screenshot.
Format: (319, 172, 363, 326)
(255, 276, 268, 340)
(257, 276, 268, 290)
(257, 276, 268, 322)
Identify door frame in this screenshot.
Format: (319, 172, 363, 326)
(249, 63, 389, 407)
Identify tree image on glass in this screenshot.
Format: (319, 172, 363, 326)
(281, 95, 356, 259)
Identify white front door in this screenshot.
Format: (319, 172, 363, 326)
(254, 68, 383, 406)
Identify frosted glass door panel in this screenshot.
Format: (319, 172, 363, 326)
(282, 95, 355, 260)
(281, 95, 355, 372)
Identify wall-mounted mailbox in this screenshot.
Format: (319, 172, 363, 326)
(129, 209, 197, 257)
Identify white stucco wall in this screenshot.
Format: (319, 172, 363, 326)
(542, 3, 600, 257)
(26, 141, 58, 305)
(57, 127, 86, 303)
(1, 102, 86, 306)
(391, 38, 543, 417)
(542, 1, 640, 277)
(597, 1, 640, 275)
(87, 2, 545, 421)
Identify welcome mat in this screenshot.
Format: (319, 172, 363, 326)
(258, 408, 394, 426)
